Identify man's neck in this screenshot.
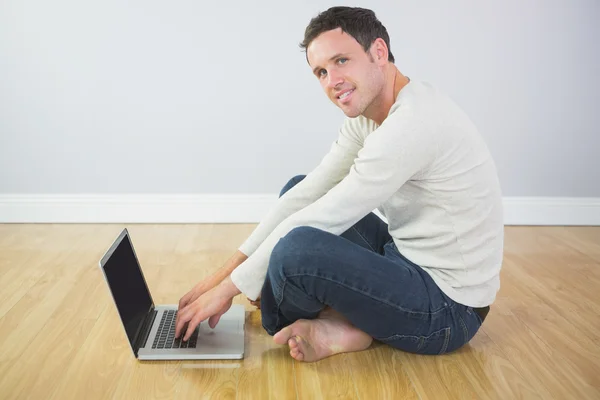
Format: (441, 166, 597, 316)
(363, 66, 410, 126)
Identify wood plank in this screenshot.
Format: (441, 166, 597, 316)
(48, 307, 136, 400)
(288, 330, 360, 399)
(504, 227, 600, 309)
(114, 361, 182, 399)
(0, 266, 106, 399)
(448, 329, 542, 399)
(297, 353, 359, 400)
(503, 254, 600, 343)
(483, 299, 598, 400)
(0, 225, 88, 318)
(237, 311, 296, 400)
(396, 350, 463, 400)
(560, 226, 600, 262)
(345, 343, 420, 399)
(392, 325, 531, 400)
(174, 360, 237, 400)
(0, 247, 52, 318)
(0, 246, 94, 380)
(294, 360, 329, 400)
(506, 297, 600, 392)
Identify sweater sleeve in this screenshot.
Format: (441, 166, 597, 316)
(232, 111, 437, 300)
(237, 118, 363, 258)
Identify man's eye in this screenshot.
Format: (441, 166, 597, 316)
(319, 69, 327, 78)
(338, 58, 348, 64)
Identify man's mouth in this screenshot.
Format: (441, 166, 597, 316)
(337, 89, 355, 102)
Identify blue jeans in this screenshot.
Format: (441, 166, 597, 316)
(260, 175, 483, 355)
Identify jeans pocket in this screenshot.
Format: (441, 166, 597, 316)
(379, 327, 451, 355)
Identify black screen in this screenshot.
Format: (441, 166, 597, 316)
(102, 232, 153, 348)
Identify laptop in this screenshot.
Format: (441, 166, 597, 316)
(98, 228, 245, 360)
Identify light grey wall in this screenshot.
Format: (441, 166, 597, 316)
(1, 1, 598, 196)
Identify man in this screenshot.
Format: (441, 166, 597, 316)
(175, 6, 504, 363)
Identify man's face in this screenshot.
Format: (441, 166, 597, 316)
(307, 28, 385, 118)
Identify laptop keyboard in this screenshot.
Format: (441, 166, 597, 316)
(151, 309, 198, 349)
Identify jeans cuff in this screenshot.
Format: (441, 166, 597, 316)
(261, 320, 279, 336)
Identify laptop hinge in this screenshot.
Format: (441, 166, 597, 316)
(134, 307, 158, 356)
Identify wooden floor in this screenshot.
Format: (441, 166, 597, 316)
(0, 224, 599, 399)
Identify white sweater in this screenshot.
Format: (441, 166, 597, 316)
(231, 79, 504, 308)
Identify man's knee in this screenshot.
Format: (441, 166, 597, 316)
(273, 226, 319, 256)
(279, 174, 307, 198)
(268, 226, 318, 277)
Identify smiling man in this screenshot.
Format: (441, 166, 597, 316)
(175, 6, 504, 362)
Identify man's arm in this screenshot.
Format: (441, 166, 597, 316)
(178, 119, 364, 311)
(209, 250, 248, 286)
(237, 119, 364, 258)
(231, 113, 438, 300)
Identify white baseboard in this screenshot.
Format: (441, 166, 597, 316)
(0, 194, 599, 225)
(502, 197, 600, 225)
(0, 194, 278, 223)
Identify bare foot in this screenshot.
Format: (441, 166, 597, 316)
(273, 308, 373, 362)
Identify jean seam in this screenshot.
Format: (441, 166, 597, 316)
(349, 226, 377, 252)
(458, 314, 468, 344)
(286, 272, 452, 316)
(272, 278, 287, 332)
(439, 327, 451, 354)
(381, 327, 445, 342)
(380, 326, 450, 353)
(474, 311, 483, 325)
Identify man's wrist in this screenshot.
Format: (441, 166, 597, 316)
(220, 276, 242, 298)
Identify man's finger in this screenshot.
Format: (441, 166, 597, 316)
(184, 315, 203, 341)
(179, 293, 191, 310)
(175, 308, 190, 338)
(175, 312, 182, 337)
(208, 312, 222, 329)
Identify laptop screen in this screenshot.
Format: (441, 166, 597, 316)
(101, 230, 153, 348)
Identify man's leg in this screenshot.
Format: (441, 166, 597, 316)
(250, 174, 389, 309)
(260, 226, 483, 361)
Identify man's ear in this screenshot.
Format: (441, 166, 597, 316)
(372, 38, 389, 64)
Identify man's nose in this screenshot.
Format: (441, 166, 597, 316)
(326, 70, 343, 90)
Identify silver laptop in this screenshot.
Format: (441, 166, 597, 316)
(98, 228, 245, 360)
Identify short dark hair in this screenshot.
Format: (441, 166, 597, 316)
(300, 6, 395, 63)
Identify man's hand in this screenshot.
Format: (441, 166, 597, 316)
(178, 279, 214, 311)
(178, 250, 249, 311)
(175, 277, 241, 341)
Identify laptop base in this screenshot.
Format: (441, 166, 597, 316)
(138, 304, 245, 361)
